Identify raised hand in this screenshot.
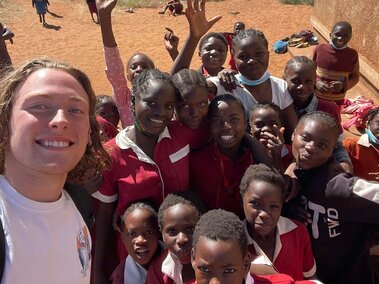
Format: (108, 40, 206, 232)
(185, 0, 222, 39)
(164, 28, 179, 52)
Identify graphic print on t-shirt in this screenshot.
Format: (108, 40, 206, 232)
(77, 226, 91, 277)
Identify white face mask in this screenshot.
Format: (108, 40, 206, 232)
(367, 127, 379, 144)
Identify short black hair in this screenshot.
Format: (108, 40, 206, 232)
(120, 201, 158, 231)
(234, 21, 245, 30)
(198, 32, 228, 52)
(192, 209, 248, 258)
(208, 94, 245, 121)
(172, 68, 207, 100)
(232, 29, 268, 54)
(240, 163, 285, 198)
(126, 52, 155, 69)
(298, 111, 340, 141)
(95, 94, 115, 112)
(284, 56, 316, 76)
(158, 191, 205, 231)
(250, 102, 281, 121)
(332, 21, 353, 35)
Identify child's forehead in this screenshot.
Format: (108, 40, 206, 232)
(251, 107, 280, 119)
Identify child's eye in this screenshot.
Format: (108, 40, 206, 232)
(300, 135, 309, 142)
(319, 143, 327, 150)
(199, 266, 210, 273)
(186, 227, 195, 234)
(181, 104, 190, 109)
(167, 229, 177, 236)
(166, 104, 174, 110)
(127, 231, 138, 238)
(254, 122, 264, 129)
(199, 102, 207, 107)
(230, 117, 240, 123)
(224, 268, 236, 274)
(146, 101, 156, 107)
(291, 79, 301, 85)
(250, 200, 260, 207)
(271, 204, 280, 209)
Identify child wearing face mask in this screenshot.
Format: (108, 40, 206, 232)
(312, 21, 359, 106)
(343, 107, 379, 181)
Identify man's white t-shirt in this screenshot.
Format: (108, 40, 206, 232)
(0, 175, 91, 284)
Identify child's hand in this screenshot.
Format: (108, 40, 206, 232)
(330, 80, 344, 92)
(369, 172, 379, 181)
(315, 80, 331, 94)
(261, 125, 285, 158)
(217, 68, 237, 92)
(164, 28, 179, 52)
(185, 0, 222, 40)
(96, 0, 117, 15)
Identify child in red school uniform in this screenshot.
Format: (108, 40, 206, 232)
(240, 164, 316, 281)
(96, 94, 120, 141)
(284, 56, 353, 173)
(190, 94, 270, 218)
(94, 69, 205, 282)
(312, 21, 359, 106)
(343, 107, 379, 181)
(97, 0, 155, 128)
(146, 192, 205, 284)
(110, 202, 163, 284)
(222, 21, 246, 71)
(286, 111, 379, 284)
(192, 209, 318, 284)
(250, 103, 292, 173)
(172, 1, 297, 142)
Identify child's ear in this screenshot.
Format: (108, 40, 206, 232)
(198, 50, 201, 58)
(243, 253, 251, 275)
(291, 130, 295, 142)
(191, 248, 196, 269)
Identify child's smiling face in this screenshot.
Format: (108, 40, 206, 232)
(209, 100, 246, 156)
(368, 112, 379, 144)
(199, 37, 228, 73)
(250, 107, 281, 144)
(192, 237, 250, 284)
(121, 208, 160, 267)
(330, 25, 352, 48)
(292, 119, 336, 170)
(134, 80, 176, 136)
(285, 63, 316, 107)
(162, 204, 198, 264)
(233, 36, 269, 80)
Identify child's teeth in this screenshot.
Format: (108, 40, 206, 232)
(221, 135, 233, 141)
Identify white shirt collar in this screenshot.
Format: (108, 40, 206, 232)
(115, 126, 171, 164)
(243, 217, 297, 263)
(161, 251, 183, 284)
(357, 133, 371, 147)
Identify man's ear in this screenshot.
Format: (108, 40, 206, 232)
(291, 129, 296, 142)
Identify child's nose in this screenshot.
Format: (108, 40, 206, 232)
(176, 232, 188, 244)
(134, 234, 147, 245)
(189, 106, 198, 117)
(209, 277, 222, 284)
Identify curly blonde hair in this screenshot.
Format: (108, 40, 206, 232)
(0, 57, 111, 181)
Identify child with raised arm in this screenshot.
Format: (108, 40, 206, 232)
(312, 21, 359, 106)
(286, 111, 379, 284)
(96, 0, 155, 128)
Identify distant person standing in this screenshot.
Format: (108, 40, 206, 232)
(32, 0, 50, 26)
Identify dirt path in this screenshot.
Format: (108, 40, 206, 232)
(2, 0, 313, 95)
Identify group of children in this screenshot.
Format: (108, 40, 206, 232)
(4, 0, 378, 283)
